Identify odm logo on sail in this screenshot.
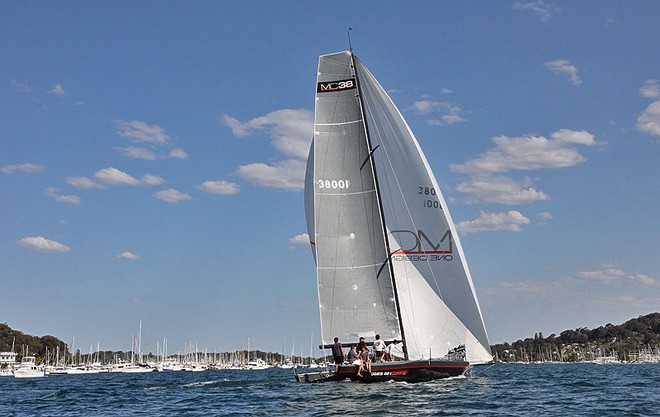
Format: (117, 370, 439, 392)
(389, 229, 454, 262)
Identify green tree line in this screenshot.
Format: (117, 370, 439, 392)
(4, 313, 659, 364)
(491, 312, 660, 362)
(0, 323, 68, 361)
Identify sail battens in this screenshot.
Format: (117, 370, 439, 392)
(317, 262, 386, 271)
(391, 250, 452, 255)
(315, 119, 362, 127)
(313, 189, 376, 197)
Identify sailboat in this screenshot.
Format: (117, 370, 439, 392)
(297, 50, 492, 383)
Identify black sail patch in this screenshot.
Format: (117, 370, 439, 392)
(317, 78, 357, 93)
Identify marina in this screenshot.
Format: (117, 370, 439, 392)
(2, 347, 658, 380)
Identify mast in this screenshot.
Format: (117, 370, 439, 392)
(350, 51, 408, 360)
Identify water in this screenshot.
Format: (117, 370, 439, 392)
(2, 363, 659, 416)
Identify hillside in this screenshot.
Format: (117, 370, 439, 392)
(491, 312, 660, 362)
(0, 323, 68, 359)
(3, 313, 659, 364)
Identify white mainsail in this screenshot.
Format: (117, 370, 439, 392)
(305, 51, 491, 365)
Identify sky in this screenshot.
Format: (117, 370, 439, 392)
(1, 1, 659, 356)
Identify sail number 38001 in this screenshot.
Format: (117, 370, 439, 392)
(317, 179, 351, 189)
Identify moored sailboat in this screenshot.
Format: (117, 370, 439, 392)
(297, 50, 492, 383)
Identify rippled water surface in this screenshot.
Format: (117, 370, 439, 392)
(2, 363, 659, 416)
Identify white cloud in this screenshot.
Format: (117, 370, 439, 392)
(155, 188, 191, 203)
(198, 180, 240, 195)
(413, 100, 466, 126)
(140, 174, 165, 186)
(18, 236, 71, 253)
(451, 129, 597, 175)
(480, 279, 566, 304)
(451, 130, 597, 205)
(94, 167, 141, 186)
(456, 175, 549, 205)
(115, 121, 187, 160)
(640, 79, 660, 98)
(480, 265, 657, 307)
(414, 100, 437, 114)
(67, 168, 164, 189)
(552, 128, 597, 145)
(55, 195, 81, 204)
(237, 159, 307, 191)
(222, 109, 314, 191)
(117, 120, 170, 145)
(573, 268, 627, 285)
(117, 251, 140, 260)
(169, 148, 188, 160)
(66, 176, 104, 189)
(629, 274, 658, 286)
(50, 84, 66, 96)
(565, 266, 658, 287)
(44, 187, 81, 205)
(513, 0, 559, 22)
(544, 59, 582, 85)
(481, 266, 659, 342)
(117, 147, 158, 160)
(536, 211, 553, 222)
(636, 100, 660, 136)
(290, 233, 311, 250)
(221, 114, 251, 137)
(1, 163, 44, 175)
(456, 210, 530, 234)
(222, 109, 313, 159)
(118, 146, 188, 161)
(431, 113, 466, 126)
(11, 80, 32, 93)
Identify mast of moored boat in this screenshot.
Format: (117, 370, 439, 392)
(349, 51, 408, 360)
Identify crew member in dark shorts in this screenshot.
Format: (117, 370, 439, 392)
(331, 337, 345, 367)
(373, 334, 386, 362)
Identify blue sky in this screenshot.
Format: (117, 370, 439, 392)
(1, 1, 658, 355)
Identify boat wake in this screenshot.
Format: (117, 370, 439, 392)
(181, 380, 224, 388)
